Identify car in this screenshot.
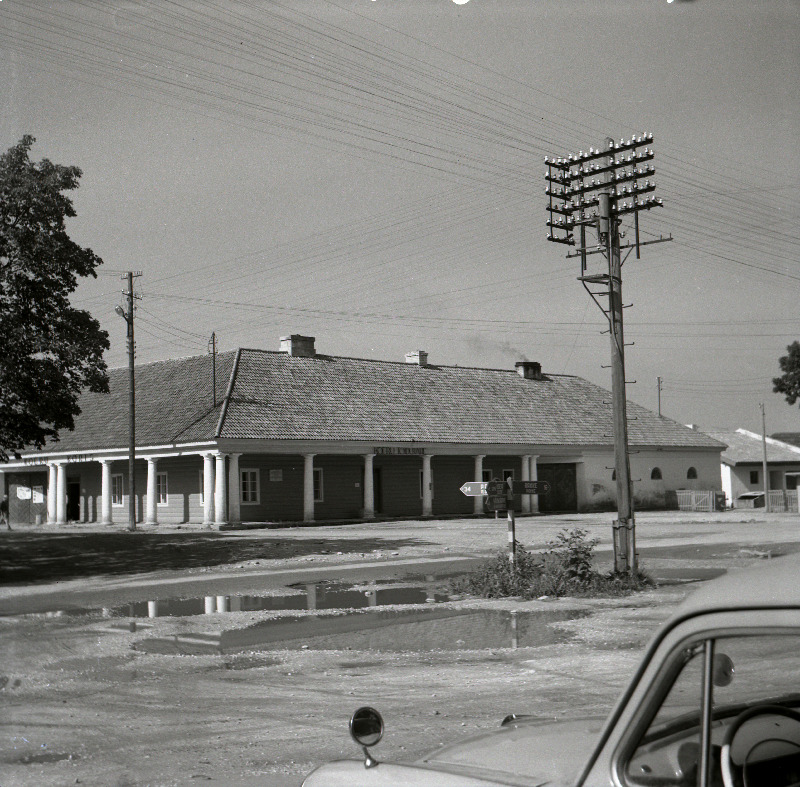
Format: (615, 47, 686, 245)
(302, 552, 800, 786)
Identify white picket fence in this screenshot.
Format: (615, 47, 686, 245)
(676, 490, 723, 512)
(768, 490, 799, 513)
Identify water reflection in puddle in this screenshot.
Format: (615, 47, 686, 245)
(109, 580, 451, 620)
(134, 608, 587, 655)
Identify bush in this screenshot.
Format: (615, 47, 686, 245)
(451, 527, 652, 600)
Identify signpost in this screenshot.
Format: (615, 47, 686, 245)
(460, 477, 551, 568)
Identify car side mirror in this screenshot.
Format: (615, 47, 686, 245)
(713, 653, 735, 687)
(350, 706, 384, 769)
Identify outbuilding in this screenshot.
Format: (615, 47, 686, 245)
(705, 428, 800, 511)
(1, 335, 724, 527)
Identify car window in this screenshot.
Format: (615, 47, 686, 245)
(625, 632, 800, 787)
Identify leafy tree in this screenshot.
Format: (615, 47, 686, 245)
(0, 135, 109, 462)
(773, 341, 800, 408)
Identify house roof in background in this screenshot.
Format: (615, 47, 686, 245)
(704, 429, 800, 465)
(16, 347, 724, 456)
(772, 432, 800, 449)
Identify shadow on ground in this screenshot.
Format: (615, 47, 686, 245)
(0, 532, 434, 585)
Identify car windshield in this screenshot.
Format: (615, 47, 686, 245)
(626, 632, 800, 786)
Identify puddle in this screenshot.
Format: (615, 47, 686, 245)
(134, 608, 588, 655)
(6, 751, 81, 765)
(18, 580, 453, 621)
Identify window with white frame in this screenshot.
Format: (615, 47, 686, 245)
(240, 469, 260, 504)
(314, 468, 324, 502)
(111, 474, 124, 506)
(482, 469, 492, 483)
(503, 468, 515, 485)
(156, 472, 168, 505)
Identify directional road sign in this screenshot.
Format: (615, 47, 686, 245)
(511, 480, 551, 495)
(459, 481, 489, 497)
(485, 480, 509, 495)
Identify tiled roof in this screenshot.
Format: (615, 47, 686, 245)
(24, 348, 723, 454)
(219, 349, 722, 449)
(704, 429, 800, 465)
(35, 351, 234, 452)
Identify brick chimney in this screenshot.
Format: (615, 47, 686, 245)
(405, 350, 428, 366)
(515, 361, 542, 380)
(280, 334, 316, 357)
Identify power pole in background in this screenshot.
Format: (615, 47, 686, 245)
(657, 376, 663, 417)
(208, 331, 217, 407)
(115, 271, 142, 532)
(545, 133, 671, 574)
(760, 402, 771, 513)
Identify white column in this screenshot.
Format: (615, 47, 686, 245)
(145, 457, 158, 525)
(47, 463, 58, 524)
(530, 455, 540, 513)
(473, 455, 485, 515)
(422, 454, 433, 517)
(55, 462, 67, 525)
(303, 453, 315, 522)
(363, 453, 375, 519)
(520, 454, 532, 514)
(228, 453, 241, 526)
(100, 460, 113, 525)
(203, 453, 215, 526)
(214, 453, 227, 527)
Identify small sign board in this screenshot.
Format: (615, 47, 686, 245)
(459, 481, 488, 497)
(511, 480, 551, 495)
(485, 494, 507, 511)
(485, 480, 509, 495)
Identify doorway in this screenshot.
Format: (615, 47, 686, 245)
(66, 481, 81, 522)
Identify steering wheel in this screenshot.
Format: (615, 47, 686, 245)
(720, 704, 800, 787)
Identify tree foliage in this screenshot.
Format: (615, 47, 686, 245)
(0, 135, 109, 461)
(773, 341, 800, 408)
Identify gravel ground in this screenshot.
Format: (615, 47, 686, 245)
(1, 510, 799, 786)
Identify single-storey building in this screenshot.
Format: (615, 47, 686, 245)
(705, 428, 800, 511)
(1, 335, 725, 527)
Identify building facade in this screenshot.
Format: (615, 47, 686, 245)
(706, 429, 800, 510)
(1, 336, 725, 527)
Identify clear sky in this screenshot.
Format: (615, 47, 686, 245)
(2, 0, 799, 435)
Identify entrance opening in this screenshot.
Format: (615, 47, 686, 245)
(372, 467, 383, 514)
(66, 481, 81, 522)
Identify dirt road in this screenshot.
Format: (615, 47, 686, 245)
(1, 510, 799, 786)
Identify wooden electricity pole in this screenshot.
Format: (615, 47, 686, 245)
(116, 271, 141, 532)
(546, 133, 671, 574)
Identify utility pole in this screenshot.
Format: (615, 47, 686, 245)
(657, 377, 663, 417)
(545, 133, 671, 574)
(208, 331, 217, 407)
(760, 402, 771, 513)
(115, 271, 142, 532)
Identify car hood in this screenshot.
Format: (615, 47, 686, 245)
(302, 715, 604, 787)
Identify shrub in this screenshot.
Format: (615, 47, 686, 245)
(451, 527, 652, 600)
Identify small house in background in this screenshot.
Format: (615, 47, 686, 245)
(704, 429, 800, 511)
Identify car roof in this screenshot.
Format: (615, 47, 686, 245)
(674, 551, 800, 618)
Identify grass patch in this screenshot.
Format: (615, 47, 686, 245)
(451, 528, 653, 599)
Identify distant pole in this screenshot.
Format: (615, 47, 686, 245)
(116, 271, 142, 532)
(761, 403, 771, 513)
(208, 331, 217, 407)
(506, 477, 516, 567)
(657, 376, 662, 417)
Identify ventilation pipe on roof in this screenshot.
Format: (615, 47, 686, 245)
(280, 335, 316, 357)
(405, 350, 428, 366)
(515, 361, 542, 380)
